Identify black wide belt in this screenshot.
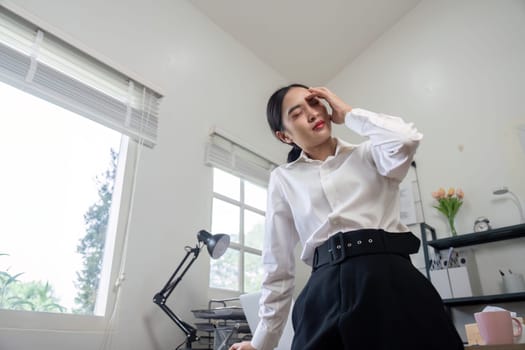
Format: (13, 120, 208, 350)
(312, 229, 421, 269)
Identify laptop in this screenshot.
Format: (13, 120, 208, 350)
(239, 292, 294, 350)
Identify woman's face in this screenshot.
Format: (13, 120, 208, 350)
(277, 87, 332, 151)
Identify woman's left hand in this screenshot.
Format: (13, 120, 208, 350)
(228, 341, 256, 350)
(307, 87, 352, 124)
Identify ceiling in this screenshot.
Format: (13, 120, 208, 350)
(190, 0, 421, 85)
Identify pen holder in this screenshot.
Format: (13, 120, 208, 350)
(502, 273, 525, 293)
(429, 269, 452, 299)
(448, 266, 481, 298)
(429, 249, 482, 299)
(430, 266, 479, 298)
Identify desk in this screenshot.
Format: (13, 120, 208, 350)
(466, 345, 525, 349)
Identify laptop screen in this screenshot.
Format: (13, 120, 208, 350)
(239, 292, 294, 350)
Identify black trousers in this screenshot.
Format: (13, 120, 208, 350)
(291, 231, 464, 350)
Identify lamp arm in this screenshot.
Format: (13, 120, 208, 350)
(508, 191, 525, 223)
(155, 302, 198, 346)
(153, 245, 202, 347)
(159, 246, 201, 297)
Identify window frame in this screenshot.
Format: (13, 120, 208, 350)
(0, 1, 161, 329)
(210, 168, 266, 293)
(0, 135, 138, 330)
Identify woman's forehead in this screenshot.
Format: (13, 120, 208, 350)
(283, 87, 309, 111)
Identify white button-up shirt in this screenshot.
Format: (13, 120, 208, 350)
(251, 108, 423, 350)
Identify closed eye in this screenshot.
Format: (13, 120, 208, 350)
(291, 110, 302, 119)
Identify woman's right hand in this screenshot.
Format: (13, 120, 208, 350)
(307, 86, 352, 124)
(228, 341, 256, 350)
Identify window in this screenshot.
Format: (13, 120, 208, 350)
(209, 168, 267, 293)
(204, 130, 276, 293)
(0, 81, 123, 315)
(0, 5, 162, 317)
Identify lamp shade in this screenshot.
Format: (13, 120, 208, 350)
(493, 186, 509, 195)
(492, 186, 525, 223)
(197, 230, 230, 259)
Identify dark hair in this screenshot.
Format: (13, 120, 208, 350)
(266, 83, 309, 162)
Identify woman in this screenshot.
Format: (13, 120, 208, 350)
(230, 84, 463, 350)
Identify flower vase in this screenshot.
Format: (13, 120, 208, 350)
(448, 217, 457, 236)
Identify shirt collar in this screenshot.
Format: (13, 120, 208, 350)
(284, 137, 357, 168)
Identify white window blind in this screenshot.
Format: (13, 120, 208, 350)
(0, 6, 162, 147)
(205, 130, 276, 186)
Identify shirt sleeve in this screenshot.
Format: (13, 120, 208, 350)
(344, 108, 423, 181)
(251, 170, 300, 350)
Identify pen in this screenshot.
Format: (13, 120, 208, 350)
(446, 247, 454, 270)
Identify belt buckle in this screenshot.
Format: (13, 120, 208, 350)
(328, 232, 346, 265)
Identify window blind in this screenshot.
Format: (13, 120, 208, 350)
(0, 6, 162, 147)
(205, 130, 277, 186)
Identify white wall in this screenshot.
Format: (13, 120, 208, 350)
(328, 0, 525, 340)
(0, 0, 310, 349)
(2, 0, 524, 347)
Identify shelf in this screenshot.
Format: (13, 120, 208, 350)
(427, 223, 525, 250)
(420, 223, 525, 310)
(442, 291, 525, 307)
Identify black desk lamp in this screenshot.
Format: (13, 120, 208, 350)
(153, 230, 230, 349)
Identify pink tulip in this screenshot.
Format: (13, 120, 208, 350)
(432, 191, 440, 199)
(447, 188, 455, 197)
(437, 188, 446, 199)
(457, 188, 464, 199)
